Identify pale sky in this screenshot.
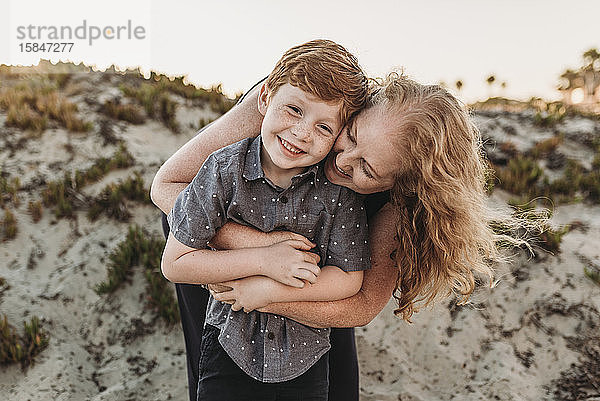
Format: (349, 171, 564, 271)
(2, 0, 599, 102)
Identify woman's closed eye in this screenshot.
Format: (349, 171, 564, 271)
(361, 162, 374, 179)
(346, 127, 375, 179)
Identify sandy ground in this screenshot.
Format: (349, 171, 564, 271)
(1, 69, 600, 400)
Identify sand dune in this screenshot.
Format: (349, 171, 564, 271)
(1, 66, 599, 400)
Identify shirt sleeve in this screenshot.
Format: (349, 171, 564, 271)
(325, 189, 371, 272)
(166, 153, 228, 249)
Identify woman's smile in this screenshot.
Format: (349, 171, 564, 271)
(324, 153, 352, 186)
(334, 160, 351, 177)
(329, 153, 352, 178)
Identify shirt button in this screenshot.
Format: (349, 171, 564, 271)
(267, 332, 275, 340)
(279, 196, 288, 204)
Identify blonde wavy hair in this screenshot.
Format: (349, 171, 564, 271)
(369, 72, 504, 321)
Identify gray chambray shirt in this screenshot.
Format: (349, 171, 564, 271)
(167, 135, 370, 383)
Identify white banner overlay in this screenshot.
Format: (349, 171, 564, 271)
(4, 0, 151, 71)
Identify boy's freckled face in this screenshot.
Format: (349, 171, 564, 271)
(258, 83, 342, 172)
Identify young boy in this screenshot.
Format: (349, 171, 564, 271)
(161, 40, 370, 401)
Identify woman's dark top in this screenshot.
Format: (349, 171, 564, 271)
(365, 190, 390, 220)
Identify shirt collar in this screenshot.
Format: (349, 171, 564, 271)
(242, 136, 264, 181)
(242, 135, 320, 188)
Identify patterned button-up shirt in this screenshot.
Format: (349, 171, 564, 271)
(168, 135, 370, 382)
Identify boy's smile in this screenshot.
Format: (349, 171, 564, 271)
(278, 137, 305, 156)
(257, 83, 343, 186)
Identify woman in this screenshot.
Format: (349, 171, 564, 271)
(151, 73, 498, 401)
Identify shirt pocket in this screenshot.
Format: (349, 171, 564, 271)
(293, 207, 326, 240)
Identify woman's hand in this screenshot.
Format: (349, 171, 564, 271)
(207, 283, 232, 293)
(210, 276, 276, 313)
(265, 231, 315, 247)
(259, 240, 321, 287)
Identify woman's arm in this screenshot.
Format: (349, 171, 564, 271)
(208, 221, 315, 250)
(257, 203, 399, 328)
(150, 81, 264, 214)
(212, 267, 363, 313)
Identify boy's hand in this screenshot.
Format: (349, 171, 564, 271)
(259, 239, 320, 288)
(211, 277, 275, 313)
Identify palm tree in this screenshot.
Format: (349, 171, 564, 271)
(486, 75, 496, 98)
(558, 49, 600, 105)
(583, 48, 600, 68)
(559, 69, 578, 90)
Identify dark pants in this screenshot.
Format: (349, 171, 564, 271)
(197, 324, 328, 401)
(161, 212, 359, 401)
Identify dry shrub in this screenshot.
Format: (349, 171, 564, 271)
(6, 103, 47, 132)
(120, 83, 180, 132)
(0, 173, 20, 207)
(27, 201, 43, 223)
(0, 315, 48, 370)
(499, 141, 518, 156)
(42, 144, 135, 218)
(529, 136, 562, 159)
(494, 156, 544, 196)
(95, 225, 179, 324)
(0, 82, 91, 132)
(2, 209, 17, 240)
(86, 172, 149, 221)
(101, 100, 146, 124)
